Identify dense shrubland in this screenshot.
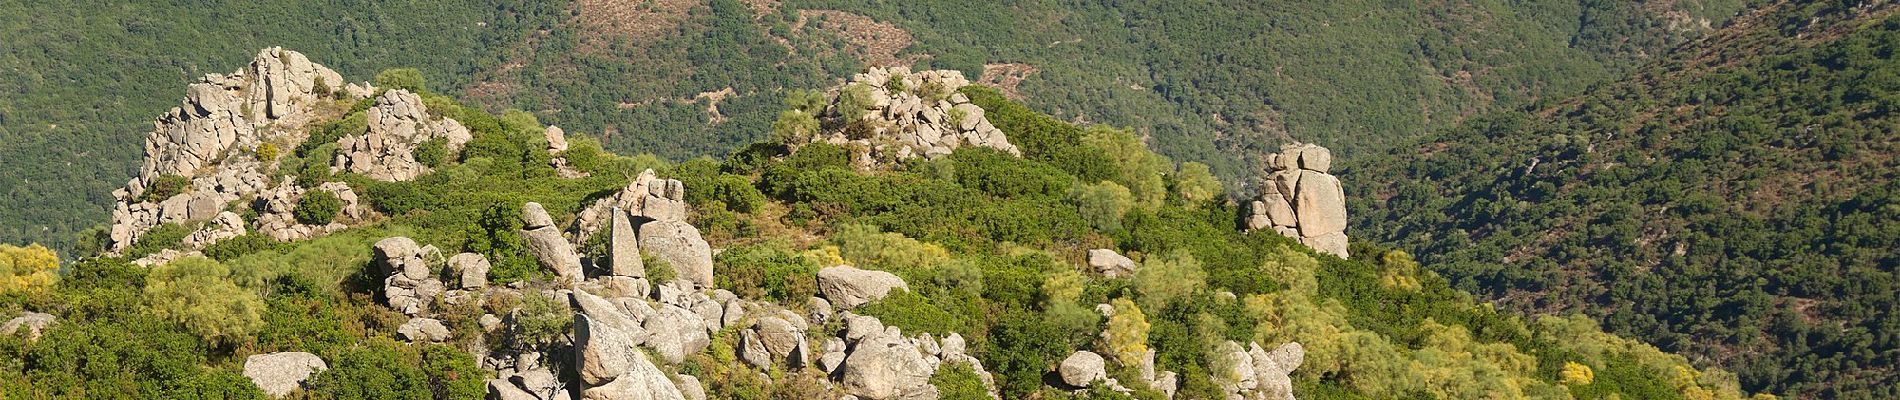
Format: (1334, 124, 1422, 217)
(1345, 4, 1900, 398)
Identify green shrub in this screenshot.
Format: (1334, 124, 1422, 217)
(714, 242, 820, 302)
(295, 190, 343, 225)
(1067, 180, 1135, 232)
(143, 256, 265, 347)
(304, 338, 433, 399)
(143, 174, 191, 202)
(127, 223, 193, 259)
(932, 363, 991, 400)
(413, 138, 449, 168)
(201, 234, 280, 261)
(374, 68, 427, 93)
(857, 291, 966, 335)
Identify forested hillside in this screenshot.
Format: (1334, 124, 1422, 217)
(0, 0, 1749, 255)
(1344, 2, 1900, 398)
(0, 53, 1765, 399)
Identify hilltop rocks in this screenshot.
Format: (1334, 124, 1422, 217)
(1247, 143, 1350, 258)
(800, 67, 1019, 167)
(1, 312, 55, 341)
(520, 202, 584, 284)
(334, 89, 471, 181)
(1087, 249, 1137, 278)
(817, 266, 910, 310)
(107, 47, 354, 254)
(243, 352, 328, 398)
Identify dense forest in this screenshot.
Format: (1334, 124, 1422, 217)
(0, 0, 1747, 255)
(1344, 2, 1899, 398)
(0, 64, 1764, 399)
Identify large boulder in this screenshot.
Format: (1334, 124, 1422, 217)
(243, 352, 328, 398)
(817, 266, 910, 310)
(1058, 351, 1108, 388)
(448, 253, 491, 289)
(642, 305, 711, 364)
(609, 208, 645, 277)
(0, 312, 56, 341)
(1087, 249, 1137, 278)
(637, 220, 712, 287)
(397, 317, 451, 342)
(519, 202, 584, 283)
(840, 330, 934, 399)
(1293, 171, 1347, 237)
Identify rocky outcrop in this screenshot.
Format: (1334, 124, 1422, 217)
(243, 352, 329, 398)
(817, 265, 910, 310)
(1087, 249, 1137, 278)
(608, 207, 643, 277)
(738, 315, 810, 370)
(398, 317, 453, 342)
(449, 253, 491, 289)
(334, 89, 471, 181)
(800, 67, 1019, 167)
(1247, 143, 1350, 258)
(1, 311, 56, 341)
(520, 202, 584, 284)
(107, 47, 359, 254)
(251, 178, 356, 242)
(181, 211, 248, 249)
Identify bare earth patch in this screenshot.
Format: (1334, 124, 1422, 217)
(977, 63, 1039, 100)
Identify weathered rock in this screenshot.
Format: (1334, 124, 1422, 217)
(818, 266, 910, 310)
(609, 208, 644, 277)
(799, 67, 1019, 168)
(1, 312, 56, 341)
(449, 253, 491, 289)
(243, 352, 328, 398)
(1298, 145, 1332, 173)
(1087, 249, 1137, 278)
(545, 125, 570, 153)
(487, 378, 539, 400)
(520, 203, 584, 283)
(576, 315, 641, 385)
(397, 317, 451, 342)
(1301, 232, 1350, 259)
(182, 211, 248, 249)
(1294, 171, 1346, 237)
(840, 329, 934, 399)
(643, 305, 711, 364)
(638, 220, 712, 287)
(1058, 351, 1108, 388)
(676, 374, 706, 400)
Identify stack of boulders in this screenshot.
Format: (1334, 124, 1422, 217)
(333, 88, 472, 181)
(107, 47, 360, 254)
(372, 236, 478, 343)
(242, 352, 329, 398)
(1246, 143, 1350, 258)
(802, 67, 1019, 166)
(181, 211, 248, 249)
(544, 125, 591, 179)
(822, 312, 1000, 400)
(570, 170, 713, 287)
(1217, 341, 1306, 400)
(250, 178, 362, 242)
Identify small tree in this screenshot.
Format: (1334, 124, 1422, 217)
(144, 174, 191, 202)
(770, 110, 819, 145)
(295, 191, 344, 225)
(413, 138, 449, 168)
(1104, 297, 1152, 367)
(0, 243, 59, 294)
(374, 68, 427, 93)
(1171, 162, 1223, 207)
(1067, 180, 1135, 232)
(144, 256, 265, 347)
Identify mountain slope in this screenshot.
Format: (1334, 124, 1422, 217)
(0, 0, 1749, 255)
(1344, 2, 1900, 397)
(1, 50, 1760, 399)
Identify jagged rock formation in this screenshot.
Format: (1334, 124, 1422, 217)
(801, 67, 1019, 166)
(571, 170, 712, 287)
(252, 178, 359, 242)
(333, 89, 471, 181)
(1, 311, 56, 341)
(242, 352, 328, 398)
(1058, 351, 1109, 387)
(375, 237, 446, 317)
(106, 47, 372, 255)
(1247, 143, 1350, 258)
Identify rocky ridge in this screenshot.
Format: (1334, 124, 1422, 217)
(1246, 143, 1350, 258)
(800, 66, 1019, 167)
